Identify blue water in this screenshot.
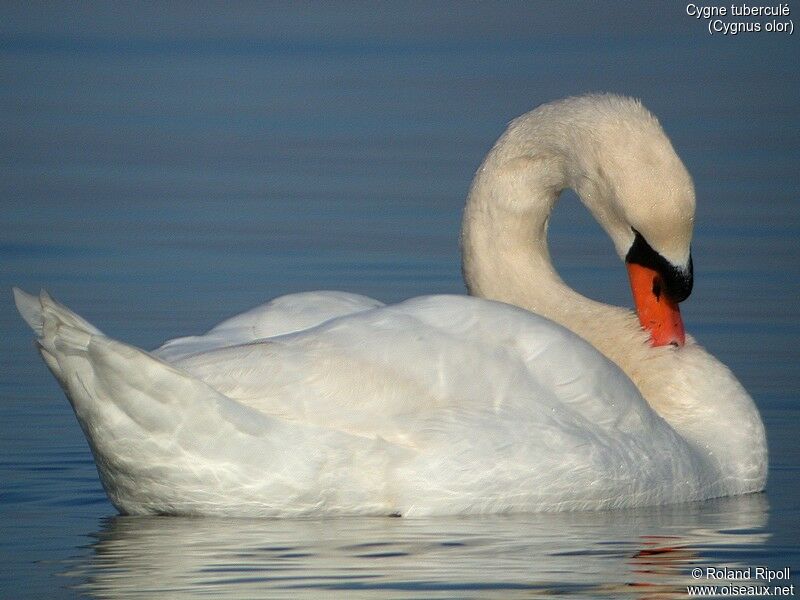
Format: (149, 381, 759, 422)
(2, 3, 799, 598)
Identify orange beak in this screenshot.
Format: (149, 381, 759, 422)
(626, 262, 686, 347)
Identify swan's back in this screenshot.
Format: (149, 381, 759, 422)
(154, 291, 385, 362)
(176, 295, 648, 437)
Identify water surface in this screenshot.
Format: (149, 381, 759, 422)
(2, 3, 798, 598)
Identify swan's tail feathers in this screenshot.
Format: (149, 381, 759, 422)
(13, 288, 105, 379)
(14, 288, 103, 340)
(13, 287, 44, 336)
(13, 288, 287, 513)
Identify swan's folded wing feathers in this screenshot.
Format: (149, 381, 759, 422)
(207, 290, 385, 337)
(153, 291, 385, 362)
(172, 295, 666, 459)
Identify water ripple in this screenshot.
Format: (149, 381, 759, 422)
(54, 495, 777, 599)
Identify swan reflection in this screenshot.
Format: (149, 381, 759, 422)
(68, 494, 768, 598)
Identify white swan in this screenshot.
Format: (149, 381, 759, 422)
(14, 94, 767, 517)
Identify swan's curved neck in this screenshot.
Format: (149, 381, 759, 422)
(461, 151, 566, 312)
(461, 120, 644, 363)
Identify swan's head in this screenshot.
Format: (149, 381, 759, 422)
(465, 94, 697, 347)
(567, 95, 696, 346)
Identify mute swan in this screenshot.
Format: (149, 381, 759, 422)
(14, 94, 767, 516)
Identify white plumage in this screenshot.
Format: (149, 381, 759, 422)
(14, 94, 767, 516)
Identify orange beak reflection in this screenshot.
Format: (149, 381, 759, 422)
(626, 263, 686, 347)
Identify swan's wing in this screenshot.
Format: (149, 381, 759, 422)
(12, 288, 407, 516)
(176, 294, 672, 445)
(153, 291, 385, 362)
(173, 294, 701, 512)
